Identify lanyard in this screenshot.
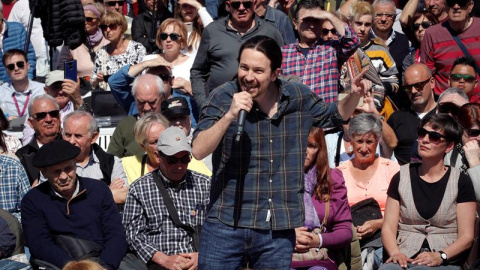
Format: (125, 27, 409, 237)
(12, 91, 31, 117)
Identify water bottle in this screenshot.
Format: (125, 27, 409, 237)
(0, 101, 9, 119)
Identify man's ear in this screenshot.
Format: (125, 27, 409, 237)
(271, 68, 281, 81)
(91, 131, 100, 145)
(226, 0, 231, 12)
(293, 18, 299, 31)
(27, 117, 33, 128)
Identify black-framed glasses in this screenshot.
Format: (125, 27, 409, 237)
(450, 74, 476, 83)
(158, 73, 171, 82)
(374, 13, 395, 20)
(230, 1, 254, 9)
(32, 110, 60, 121)
(161, 153, 192, 165)
(322, 28, 337, 35)
(85, 17, 97, 22)
(412, 21, 431, 31)
(404, 77, 431, 93)
(446, 0, 469, 7)
(99, 24, 119, 31)
(465, 128, 480, 137)
(6, 61, 25, 71)
(417, 127, 446, 144)
(159, 33, 181, 41)
(438, 102, 460, 115)
(106, 0, 125, 6)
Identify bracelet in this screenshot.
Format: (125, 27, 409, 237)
(316, 232, 323, 251)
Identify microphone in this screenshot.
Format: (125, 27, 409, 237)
(235, 110, 247, 142)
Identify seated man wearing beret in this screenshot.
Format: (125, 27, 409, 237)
(21, 140, 128, 270)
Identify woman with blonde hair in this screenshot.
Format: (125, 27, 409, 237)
(62, 260, 106, 270)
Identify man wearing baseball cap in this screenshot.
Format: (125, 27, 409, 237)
(123, 126, 210, 270)
(21, 140, 128, 270)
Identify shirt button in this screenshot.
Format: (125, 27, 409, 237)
(269, 139, 273, 143)
(269, 199, 272, 202)
(269, 179, 272, 183)
(270, 160, 273, 163)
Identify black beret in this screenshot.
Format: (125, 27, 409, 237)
(32, 140, 80, 168)
(161, 97, 190, 119)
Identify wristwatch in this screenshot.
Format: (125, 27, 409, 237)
(438, 250, 448, 265)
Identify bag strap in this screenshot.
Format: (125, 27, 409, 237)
(334, 132, 344, 167)
(151, 169, 195, 234)
(447, 27, 480, 74)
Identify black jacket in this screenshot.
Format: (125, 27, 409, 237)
(132, 8, 172, 53)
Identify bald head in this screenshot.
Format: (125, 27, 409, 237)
(405, 63, 432, 79)
(404, 63, 435, 111)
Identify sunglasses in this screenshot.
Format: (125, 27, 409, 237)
(99, 24, 119, 31)
(450, 73, 476, 83)
(230, 1, 253, 9)
(158, 73, 171, 82)
(374, 13, 395, 19)
(438, 102, 459, 115)
(6, 61, 25, 71)
(85, 17, 97, 22)
(32, 110, 60, 121)
(404, 77, 431, 93)
(159, 33, 181, 41)
(162, 153, 192, 165)
(446, 0, 469, 7)
(322, 28, 337, 35)
(412, 21, 431, 31)
(465, 128, 480, 137)
(417, 127, 446, 144)
(106, 0, 124, 6)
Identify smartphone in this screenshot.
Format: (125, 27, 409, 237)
(184, 22, 193, 33)
(64, 60, 77, 81)
(338, 93, 364, 107)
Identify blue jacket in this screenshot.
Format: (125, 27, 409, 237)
(21, 176, 127, 270)
(108, 65, 138, 116)
(0, 20, 36, 83)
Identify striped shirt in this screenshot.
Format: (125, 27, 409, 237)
(193, 79, 344, 230)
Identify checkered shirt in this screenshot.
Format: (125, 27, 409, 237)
(0, 155, 30, 220)
(281, 24, 359, 103)
(122, 169, 210, 263)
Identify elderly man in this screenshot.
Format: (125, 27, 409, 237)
(448, 56, 479, 103)
(387, 63, 437, 165)
(21, 140, 128, 270)
(421, 0, 479, 97)
(16, 94, 62, 185)
(281, 0, 359, 103)
(371, 0, 409, 84)
(190, 0, 283, 114)
(0, 49, 44, 120)
(22, 70, 83, 145)
(63, 111, 129, 204)
(123, 126, 210, 270)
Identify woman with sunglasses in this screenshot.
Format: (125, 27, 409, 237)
(381, 113, 476, 270)
(57, 3, 110, 85)
(401, 10, 438, 72)
(92, 10, 146, 91)
(174, 0, 213, 58)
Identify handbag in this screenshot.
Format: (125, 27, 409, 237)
(350, 198, 383, 248)
(152, 169, 201, 251)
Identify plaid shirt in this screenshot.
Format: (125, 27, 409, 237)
(0, 155, 30, 220)
(281, 24, 359, 103)
(122, 169, 210, 263)
(193, 79, 343, 230)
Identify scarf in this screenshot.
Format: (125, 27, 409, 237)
(87, 29, 104, 47)
(303, 165, 321, 230)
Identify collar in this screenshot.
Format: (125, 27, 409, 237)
(77, 149, 100, 169)
(264, 6, 275, 23)
(51, 177, 81, 199)
(224, 15, 260, 34)
(6, 80, 33, 95)
(370, 29, 395, 46)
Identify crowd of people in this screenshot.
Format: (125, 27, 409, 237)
(0, 0, 479, 269)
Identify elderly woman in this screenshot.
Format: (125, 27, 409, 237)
(92, 10, 146, 90)
(337, 113, 400, 267)
(380, 114, 476, 270)
(292, 127, 354, 270)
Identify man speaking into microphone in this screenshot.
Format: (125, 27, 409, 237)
(192, 35, 367, 269)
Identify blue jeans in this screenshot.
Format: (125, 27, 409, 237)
(379, 262, 460, 270)
(198, 217, 295, 270)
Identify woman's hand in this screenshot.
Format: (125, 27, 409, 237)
(356, 219, 382, 239)
(412, 251, 442, 267)
(96, 72, 104, 83)
(356, 89, 379, 116)
(386, 252, 412, 268)
(463, 140, 480, 167)
(294, 227, 319, 252)
(173, 77, 193, 96)
(178, 0, 203, 10)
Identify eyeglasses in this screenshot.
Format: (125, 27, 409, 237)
(450, 73, 476, 83)
(404, 77, 431, 92)
(159, 33, 181, 41)
(85, 17, 97, 22)
(162, 153, 192, 165)
(106, 0, 124, 6)
(465, 128, 480, 137)
(99, 24, 119, 31)
(412, 21, 432, 31)
(417, 127, 446, 144)
(438, 102, 460, 115)
(322, 28, 337, 35)
(446, 0, 469, 7)
(230, 1, 254, 9)
(6, 61, 25, 71)
(32, 110, 60, 121)
(374, 13, 395, 20)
